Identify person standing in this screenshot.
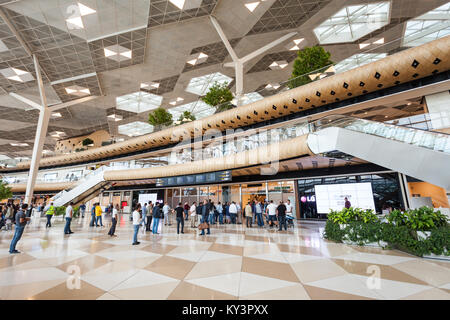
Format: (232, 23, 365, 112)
(89, 204, 96, 227)
(141, 203, 147, 228)
(344, 197, 351, 209)
(79, 203, 86, 218)
(44, 202, 55, 228)
(64, 202, 74, 235)
(189, 201, 197, 228)
(146, 201, 153, 231)
(175, 202, 185, 234)
(236, 202, 242, 224)
(184, 202, 190, 221)
(199, 199, 210, 236)
(132, 204, 141, 245)
(196, 201, 203, 227)
(208, 200, 215, 225)
(224, 202, 230, 224)
(108, 204, 119, 237)
(229, 201, 237, 224)
(255, 200, 264, 228)
(276, 201, 287, 231)
(163, 202, 171, 226)
(285, 199, 293, 217)
(266, 200, 277, 228)
(245, 202, 253, 228)
(9, 204, 30, 254)
(152, 203, 162, 234)
(95, 203, 103, 227)
(216, 202, 223, 224)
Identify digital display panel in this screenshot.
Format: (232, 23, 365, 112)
(155, 171, 232, 187)
(314, 182, 376, 214)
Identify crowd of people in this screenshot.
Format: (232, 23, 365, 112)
(1, 197, 296, 251)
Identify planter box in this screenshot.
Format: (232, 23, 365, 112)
(365, 241, 388, 248)
(417, 231, 431, 240)
(423, 253, 450, 261)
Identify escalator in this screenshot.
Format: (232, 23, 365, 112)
(306, 115, 450, 189)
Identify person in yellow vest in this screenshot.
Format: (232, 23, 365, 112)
(45, 202, 55, 228)
(95, 203, 103, 227)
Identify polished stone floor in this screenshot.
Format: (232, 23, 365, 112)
(0, 214, 449, 300)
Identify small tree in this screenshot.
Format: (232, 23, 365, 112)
(201, 82, 234, 113)
(0, 179, 12, 201)
(174, 111, 196, 125)
(82, 138, 94, 146)
(148, 107, 173, 131)
(289, 46, 334, 89)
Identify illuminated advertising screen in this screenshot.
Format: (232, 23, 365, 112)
(314, 182, 376, 214)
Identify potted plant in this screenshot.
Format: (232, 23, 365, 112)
(174, 111, 196, 125)
(288, 46, 334, 89)
(0, 179, 12, 201)
(148, 107, 173, 131)
(201, 82, 235, 113)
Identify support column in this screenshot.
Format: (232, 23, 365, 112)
(24, 55, 49, 205)
(235, 61, 244, 106)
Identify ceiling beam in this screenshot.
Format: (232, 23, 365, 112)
(9, 92, 43, 111)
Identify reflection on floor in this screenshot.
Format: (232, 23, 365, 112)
(0, 215, 449, 300)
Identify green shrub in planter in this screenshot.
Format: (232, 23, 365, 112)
(405, 207, 448, 231)
(54, 206, 66, 216)
(385, 209, 407, 226)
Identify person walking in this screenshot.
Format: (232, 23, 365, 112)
(132, 204, 141, 245)
(196, 201, 203, 228)
(266, 200, 277, 228)
(224, 202, 230, 224)
(163, 202, 171, 226)
(89, 204, 96, 227)
(285, 199, 293, 217)
(64, 202, 74, 235)
(344, 197, 351, 209)
(44, 202, 55, 228)
(229, 201, 237, 224)
(208, 200, 215, 225)
(276, 201, 287, 231)
(245, 202, 253, 228)
(199, 199, 210, 236)
(145, 201, 153, 231)
(152, 203, 162, 234)
(95, 203, 103, 227)
(79, 203, 86, 218)
(9, 204, 30, 254)
(108, 204, 119, 237)
(175, 202, 185, 234)
(189, 201, 197, 228)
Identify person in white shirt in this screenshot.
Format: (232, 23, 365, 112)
(266, 200, 278, 228)
(163, 202, 171, 226)
(108, 204, 119, 237)
(229, 202, 238, 224)
(189, 201, 197, 228)
(64, 202, 74, 235)
(132, 204, 141, 245)
(285, 199, 293, 217)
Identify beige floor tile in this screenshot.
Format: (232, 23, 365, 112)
(167, 281, 238, 300)
(332, 259, 428, 285)
(185, 257, 242, 280)
(401, 288, 450, 300)
(110, 281, 180, 300)
(208, 243, 244, 256)
(290, 259, 348, 283)
(350, 245, 414, 257)
(96, 292, 121, 300)
(56, 255, 111, 275)
(145, 256, 196, 279)
(0, 253, 35, 270)
(391, 259, 450, 287)
(0, 279, 66, 300)
(240, 283, 311, 300)
(303, 285, 374, 300)
(140, 243, 177, 255)
(277, 244, 323, 256)
(30, 280, 106, 300)
(241, 257, 300, 282)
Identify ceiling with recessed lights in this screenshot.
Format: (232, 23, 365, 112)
(0, 0, 448, 159)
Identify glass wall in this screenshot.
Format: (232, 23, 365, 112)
(297, 173, 403, 220)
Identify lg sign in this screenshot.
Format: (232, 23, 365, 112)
(301, 195, 316, 203)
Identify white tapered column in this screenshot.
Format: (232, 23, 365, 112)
(24, 55, 49, 205)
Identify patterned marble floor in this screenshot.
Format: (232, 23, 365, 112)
(0, 214, 449, 300)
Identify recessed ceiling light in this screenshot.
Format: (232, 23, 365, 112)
(359, 43, 370, 49)
(65, 3, 96, 29)
(293, 39, 304, 45)
(78, 3, 96, 16)
(169, 97, 185, 106)
(0, 67, 34, 82)
(107, 114, 123, 122)
(265, 83, 280, 90)
(104, 45, 132, 62)
(65, 85, 90, 96)
(116, 91, 163, 113)
(52, 112, 62, 118)
(141, 82, 160, 89)
(169, 0, 185, 10)
(245, 1, 260, 12)
(269, 60, 288, 70)
(187, 52, 208, 66)
(373, 38, 384, 44)
(10, 142, 28, 147)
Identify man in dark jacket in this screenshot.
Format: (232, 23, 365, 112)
(152, 203, 162, 234)
(199, 199, 210, 236)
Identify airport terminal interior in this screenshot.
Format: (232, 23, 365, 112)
(0, 0, 449, 300)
